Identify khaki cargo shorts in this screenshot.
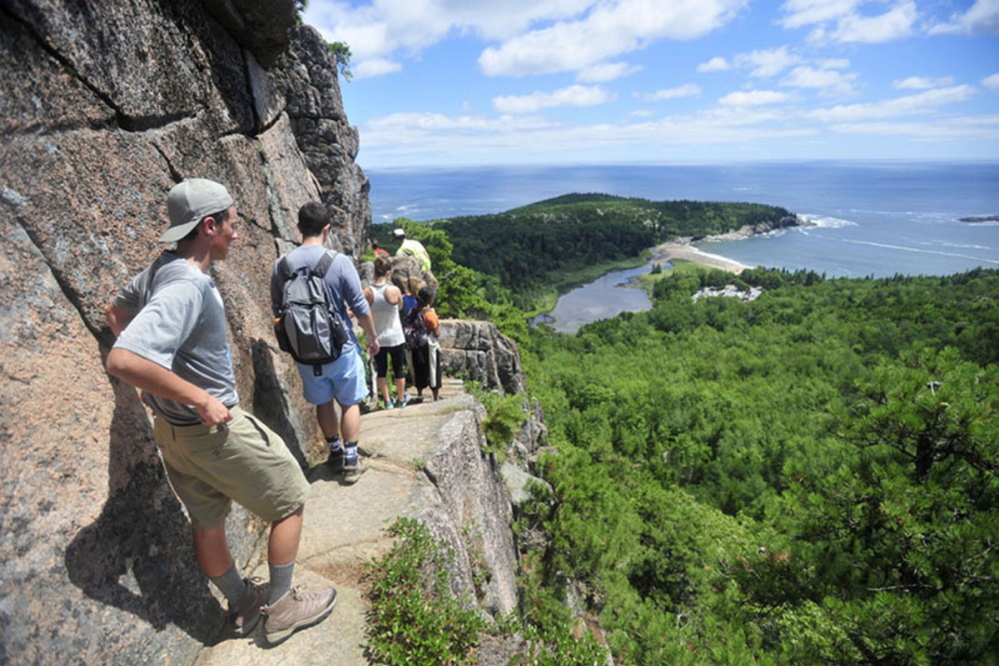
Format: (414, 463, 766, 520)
(153, 407, 310, 530)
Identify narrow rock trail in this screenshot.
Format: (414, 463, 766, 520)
(194, 378, 468, 664)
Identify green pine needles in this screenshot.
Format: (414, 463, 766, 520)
(365, 518, 485, 664)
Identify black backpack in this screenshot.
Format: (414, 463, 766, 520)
(274, 251, 349, 374)
(403, 306, 428, 350)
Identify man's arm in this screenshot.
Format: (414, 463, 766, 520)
(357, 311, 380, 358)
(105, 302, 135, 337)
(106, 348, 232, 425)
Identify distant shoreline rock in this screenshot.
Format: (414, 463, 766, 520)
(959, 215, 999, 223)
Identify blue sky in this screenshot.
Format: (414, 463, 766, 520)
(302, 0, 999, 168)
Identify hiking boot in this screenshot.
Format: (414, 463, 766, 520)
(262, 586, 337, 646)
(342, 452, 365, 484)
(230, 578, 269, 636)
(326, 448, 344, 473)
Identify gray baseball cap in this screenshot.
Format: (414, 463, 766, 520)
(160, 178, 235, 242)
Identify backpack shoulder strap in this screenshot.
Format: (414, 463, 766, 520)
(278, 255, 295, 282)
(311, 250, 337, 279)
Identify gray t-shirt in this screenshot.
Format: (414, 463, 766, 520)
(114, 251, 238, 425)
(270, 246, 370, 350)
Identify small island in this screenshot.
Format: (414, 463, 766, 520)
(959, 215, 999, 223)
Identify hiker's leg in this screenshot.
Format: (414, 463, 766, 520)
(389, 345, 407, 402)
(268, 506, 303, 566)
(193, 525, 234, 577)
(316, 400, 339, 440)
(339, 401, 361, 444)
(374, 348, 390, 404)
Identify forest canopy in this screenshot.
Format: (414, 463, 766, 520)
(374, 194, 794, 310)
(374, 194, 998, 662)
(520, 267, 999, 663)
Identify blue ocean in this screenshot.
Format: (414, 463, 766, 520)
(368, 161, 999, 279)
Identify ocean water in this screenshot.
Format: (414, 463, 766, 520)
(369, 162, 999, 279)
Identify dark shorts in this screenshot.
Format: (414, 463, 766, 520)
(374, 343, 406, 379)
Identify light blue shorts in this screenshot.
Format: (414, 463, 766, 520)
(297, 345, 369, 407)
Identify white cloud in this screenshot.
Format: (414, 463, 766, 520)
(781, 66, 858, 96)
(357, 105, 814, 166)
(354, 58, 403, 79)
(984, 73, 999, 91)
(819, 58, 850, 70)
(808, 85, 977, 122)
(734, 46, 801, 78)
(306, 0, 749, 80)
(893, 76, 956, 90)
(576, 61, 642, 82)
(780, 0, 918, 44)
(779, 0, 860, 29)
(929, 0, 999, 35)
(635, 84, 702, 101)
(366, 110, 559, 135)
(493, 85, 614, 113)
(831, 1, 917, 43)
(719, 90, 792, 106)
(827, 115, 999, 140)
(697, 56, 731, 72)
(478, 0, 746, 77)
(304, 0, 600, 76)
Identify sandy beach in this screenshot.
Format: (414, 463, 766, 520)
(651, 241, 750, 275)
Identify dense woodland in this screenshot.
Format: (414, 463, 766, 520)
(376, 194, 794, 310)
(374, 197, 998, 663)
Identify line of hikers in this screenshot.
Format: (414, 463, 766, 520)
(366, 251, 442, 410)
(105, 178, 442, 647)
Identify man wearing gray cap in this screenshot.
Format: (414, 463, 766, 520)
(105, 179, 335, 645)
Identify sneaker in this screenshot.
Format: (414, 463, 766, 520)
(263, 586, 337, 646)
(230, 578, 269, 636)
(394, 394, 411, 409)
(342, 452, 364, 484)
(326, 447, 344, 473)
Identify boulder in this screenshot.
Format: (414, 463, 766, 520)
(438, 320, 527, 396)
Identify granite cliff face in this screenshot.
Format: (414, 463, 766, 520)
(2, 1, 353, 662)
(0, 2, 540, 663)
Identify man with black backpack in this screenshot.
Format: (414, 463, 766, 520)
(270, 202, 379, 484)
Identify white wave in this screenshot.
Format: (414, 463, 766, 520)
(799, 213, 858, 229)
(839, 238, 999, 265)
(921, 240, 992, 251)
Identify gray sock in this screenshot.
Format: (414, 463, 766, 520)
(268, 561, 295, 605)
(210, 565, 247, 606)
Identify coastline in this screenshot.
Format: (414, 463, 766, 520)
(650, 216, 814, 275)
(651, 241, 750, 275)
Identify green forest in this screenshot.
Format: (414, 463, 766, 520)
(373, 197, 999, 664)
(375, 194, 794, 312)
